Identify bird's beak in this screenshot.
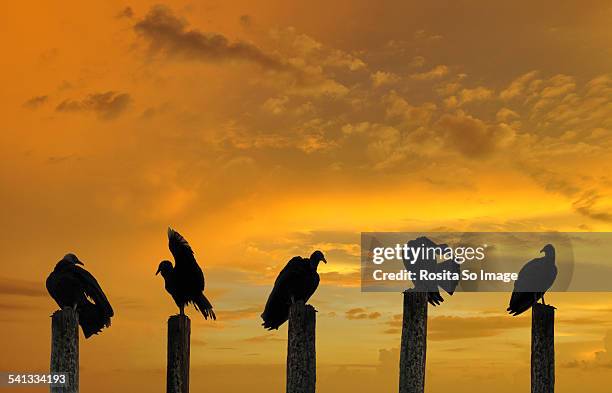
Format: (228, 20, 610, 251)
(322, 257, 327, 264)
(75, 260, 84, 266)
(540, 247, 545, 253)
(155, 267, 161, 275)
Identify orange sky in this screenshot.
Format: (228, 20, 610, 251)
(1, 1, 612, 392)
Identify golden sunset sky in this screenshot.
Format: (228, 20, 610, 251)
(1, 1, 612, 392)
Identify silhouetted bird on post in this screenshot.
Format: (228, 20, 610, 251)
(507, 244, 557, 316)
(46, 253, 114, 338)
(261, 250, 326, 330)
(403, 236, 460, 306)
(156, 227, 216, 320)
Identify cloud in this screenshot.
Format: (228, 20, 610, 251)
(371, 71, 400, 88)
(496, 108, 520, 122)
(0, 277, 46, 297)
(117, 6, 134, 19)
(458, 86, 494, 105)
(243, 334, 284, 343)
(445, 86, 494, 108)
(0, 302, 42, 311)
(134, 5, 288, 71)
(409, 56, 425, 68)
(413, 29, 443, 42)
(539, 74, 575, 99)
(383, 314, 529, 340)
(562, 330, 612, 369)
(23, 95, 48, 109)
(319, 271, 361, 287)
(436, 112, 515, 158)
(345, 308, 382, 320)
(572, 190, 612, 222)
(384, 91, 437, 127)
(56, 91, 131, 119)
(500, 70, 539, 100)
(410, 65, 449, 81)
(262, 96, 289, 115)
(217, 306, 261, 321)
(525, 168, 581, 197)
(239, 15, 252, 28)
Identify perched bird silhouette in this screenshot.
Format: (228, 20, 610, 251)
(261, 250, 326, 330)
(46, 253, 114, 338)
(156, 228, 216, 320)
(507, 244, 557, 316)
(403, 236, 460, 306)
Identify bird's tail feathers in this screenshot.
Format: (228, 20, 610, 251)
(78, 302, 111, 338)
(194, 293, 216, 320)
(427, 291, 444, 306)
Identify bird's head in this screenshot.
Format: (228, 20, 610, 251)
(540, 244, 555, 256)
(310, 250, 327, 269)
(63, 253, 84, 266)
(156, 260, 173, 277)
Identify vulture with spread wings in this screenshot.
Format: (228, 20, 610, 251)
(46, 253, 114, 338)
(507, 244, 557, 316)
(156, 227, 216, 320)
(403, 236, 460, 306)
(261, 250, 326, 330)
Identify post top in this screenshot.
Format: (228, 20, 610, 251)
(51, 307, 79, 318)
(532, 303, 556, 312)
(168, 314, 191, 322)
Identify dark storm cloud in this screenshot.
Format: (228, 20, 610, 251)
(23, 95, 48, 109)
(134, 5, 289, 71)
(0, 277, 46, 297)
(56, 91, 131, 120)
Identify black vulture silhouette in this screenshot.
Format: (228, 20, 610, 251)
(403, 236, 460, 306)
(46, 253, 114, 338)
(261, 250, 326, 330)
(507, 244, 557, 316)
(156, 227, 216, 320)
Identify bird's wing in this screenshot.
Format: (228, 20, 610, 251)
(303, 272, 320, 302)
(264, 258, 305, 308)
(168, 228, 198, 268)
(514, 256, 548, 293)
(508, 255, 557, 316)
(507, 290, 537, 316)
(261, 258, 306, 327)
(46, 271, 62, 306)
(272, 257, 304, 286)
(436, 258, 460, 295)
(73, 266, 114, 318)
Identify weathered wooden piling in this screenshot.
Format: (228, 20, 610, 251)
(50, 308, 79, 393)
(167, 314, 191, 393)
(399, 291, 428, 393)
(532, 303, 555, 393)
(287, 301, 316, 393)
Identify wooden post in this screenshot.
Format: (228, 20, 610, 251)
(399, 291, 427, 393)
(287, 301, 316, 393)
(50, 308, 79, 393)
(532, 303, 555, 393)
(167, 315, 190, 393)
